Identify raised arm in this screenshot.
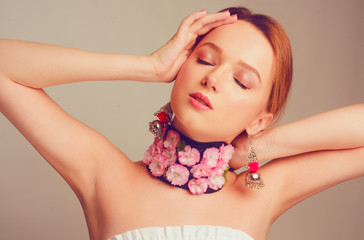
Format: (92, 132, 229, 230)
(0, 39, 161, 88)
(233, 105, 364, 220)
(0, 11, 237, 194)
(0, 39, 156, 88)
(0, 37, 163, 196)
(258, 104, 364, 160)
(231, 104, 364, 168)
(0, 11, 236, 89)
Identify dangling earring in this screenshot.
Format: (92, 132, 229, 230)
(148, 102, 173, 139)
(245, 136, 264, 189)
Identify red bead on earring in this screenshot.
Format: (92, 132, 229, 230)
(148, 102, 173, 139)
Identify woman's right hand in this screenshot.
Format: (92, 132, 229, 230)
(149, 10, 237, 83)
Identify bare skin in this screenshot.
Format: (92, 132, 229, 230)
(0, 10, 363, 240)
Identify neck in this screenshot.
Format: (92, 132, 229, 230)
(169, 124, 228, 150)
(172, 118, 233, 144)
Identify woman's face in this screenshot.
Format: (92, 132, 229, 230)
(171, 20, 275, 143)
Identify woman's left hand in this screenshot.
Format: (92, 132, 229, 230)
(230, 132, 250, 170)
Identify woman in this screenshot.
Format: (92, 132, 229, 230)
(0, 5, 363, 240)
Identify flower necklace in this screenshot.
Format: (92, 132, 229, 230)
(144, 102, 264, 194)
(143, 124, 234, 195)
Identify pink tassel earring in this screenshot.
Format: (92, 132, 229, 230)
(245, 136, 264, 189)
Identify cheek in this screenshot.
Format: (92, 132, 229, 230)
(220, 94, 266, 127)
(171, 59, 203, 103)
(173, 62, 194, 90)
(171, 63, 188, 98)
(170, 63, 194, 117)
(170, 81, 183, 116)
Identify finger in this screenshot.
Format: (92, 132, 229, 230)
(178, 11, 230, 34)
(174, 10, 208, 39)
(195, 15, 237, 35)
(180, 10, 208, 28)
(202, 10, 232, 22)
(190, 14, 237, 36)
(190, 11, 231, 30)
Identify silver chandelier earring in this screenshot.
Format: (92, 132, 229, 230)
(148, 102, 173, 139)
(245, 136, 264, 189)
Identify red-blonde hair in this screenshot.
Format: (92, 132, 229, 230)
(195, 7, 293, 124)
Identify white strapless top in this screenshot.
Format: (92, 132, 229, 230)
(106, 225, 254, 240)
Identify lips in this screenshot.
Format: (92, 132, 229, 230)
(189, 92, 213, 110)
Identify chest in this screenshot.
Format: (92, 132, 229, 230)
(93, 162, 272, 239)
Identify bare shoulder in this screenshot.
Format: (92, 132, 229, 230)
(0, 76, 136, 197)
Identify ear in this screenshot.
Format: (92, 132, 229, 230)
(246, 112, 274, 135)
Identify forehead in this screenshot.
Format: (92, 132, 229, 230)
(196, 21, 275, 85)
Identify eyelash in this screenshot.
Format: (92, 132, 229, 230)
(197, 58, 248, 90)
(234, 77, 248, 90)
(197, 59, 213, 66)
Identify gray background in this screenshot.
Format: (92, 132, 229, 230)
(0, 0, 363, 239)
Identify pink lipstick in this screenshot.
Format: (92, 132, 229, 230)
(189, 92, 213, 111)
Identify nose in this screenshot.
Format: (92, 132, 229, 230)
(201, 75, 217, 92)
(201, 66, 227, 92)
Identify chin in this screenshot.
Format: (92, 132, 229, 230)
(173, 117, 232, 143)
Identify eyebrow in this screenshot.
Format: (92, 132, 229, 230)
(198, 42, 262, 84)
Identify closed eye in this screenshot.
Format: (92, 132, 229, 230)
(234, 77, 248, 90)
(197, 59, 214, 66)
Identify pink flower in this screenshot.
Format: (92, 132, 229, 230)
(201, 147, 220, 168)
(208, 175, 226, 190)
(166, 164, 189, 186)
(143, 137, 167, 165)
(151, 138, 164, 157)
(211, 161, 229, 176)
(219, 144, 234, 164)
(143, 144, 154, 164)
(190, 163, 212, 178)
(149, 157, 166, 177)
(188, 178, 208, 194)
(162, 148, 177, 167)
(178, 145, 200, 167)
(163, 130, 180, 150)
